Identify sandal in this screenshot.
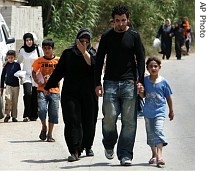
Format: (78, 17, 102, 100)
(157, 158, 165, 168)
(47, 136, 55, 142)
(39, 130, 47, 141)
(149, 157, 157, 164)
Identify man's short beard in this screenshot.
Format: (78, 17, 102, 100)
(115, 26, 127, 32)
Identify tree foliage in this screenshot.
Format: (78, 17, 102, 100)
(28, 0, 195, 56)
(49, 0, 99, 44)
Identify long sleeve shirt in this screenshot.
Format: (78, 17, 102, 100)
(1, 62, 21, 88)
(94, 27, 145, 87)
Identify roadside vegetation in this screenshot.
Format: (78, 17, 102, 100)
(27, 0, 195, 56)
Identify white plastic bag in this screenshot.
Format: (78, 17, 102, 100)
(36, 70, 45, 84)
(153, 38, 161, 47)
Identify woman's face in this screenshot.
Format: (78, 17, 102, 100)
(25, 38, 33, 47)
(165, 20, 170, 26)
(79, 38, 90, 47)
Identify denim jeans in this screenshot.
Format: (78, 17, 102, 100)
(144, 117, 168, 147)
(37, 91, 60, 124)
(102, 80, 137, 160)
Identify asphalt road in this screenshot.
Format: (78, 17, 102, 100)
(0, 54, 195, 171)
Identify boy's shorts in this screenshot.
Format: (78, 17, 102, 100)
(37, 91, 60, 124)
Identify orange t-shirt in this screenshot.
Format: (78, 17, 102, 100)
(32, 56, 60, 93)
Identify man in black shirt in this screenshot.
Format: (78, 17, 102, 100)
(95, 4, 145, 166)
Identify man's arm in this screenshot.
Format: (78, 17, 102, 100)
(135, 32, 145, 84)
(94, 34, 107, 87)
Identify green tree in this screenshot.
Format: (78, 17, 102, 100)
(29, 0, 194, 56)
(46, 0, 100, 54)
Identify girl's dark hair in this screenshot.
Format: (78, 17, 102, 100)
(146, 56, 161, 66)
(42, 38, 54, 48)
(6, 50, 16, 57)
(111, 4, 130, 19)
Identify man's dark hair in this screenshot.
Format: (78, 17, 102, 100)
(42, 38, 54, 48)
(6, 50, 16, 57)
(111, 4, 130, 19)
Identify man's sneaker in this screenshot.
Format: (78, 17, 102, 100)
(4, 115, 11, 122)
(104, 149, 114, 160)
(12, 117, 18, 122)
(120, 157, 132, 166)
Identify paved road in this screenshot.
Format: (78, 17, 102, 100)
(0, 54, 195, 171)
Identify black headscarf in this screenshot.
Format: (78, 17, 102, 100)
(72, 28, 92, 56)
(21, 33, 36, 53)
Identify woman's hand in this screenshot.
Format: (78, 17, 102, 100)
(76, 39, 86, 55)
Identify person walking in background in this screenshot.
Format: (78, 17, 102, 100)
(32, 39, 60, 142)
(138, 56, 174, 168)
(184, 25, 192, 55)
(172, 21, 185, 60)
(44, 28, 98, 161)
(156, 18, 173, 60)
(17, 32, 44, 122)
(94, 34, 101, 51)
(0, 50, 21, 122)
(109, 18, 115, 29)
(180, 16, 191, 55)
(94, 5, 145, 166)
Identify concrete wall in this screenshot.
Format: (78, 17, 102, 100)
(0, 5, 43, 51)
(0, 0, 28, 6)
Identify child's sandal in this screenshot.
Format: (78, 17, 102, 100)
(157, 158, 165, 168)
(47, 136, 55, 142)
(149, 157, 157, 164)
(39, 130, 47, 141)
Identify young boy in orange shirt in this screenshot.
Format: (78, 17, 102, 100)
(32, 38, 60, 142)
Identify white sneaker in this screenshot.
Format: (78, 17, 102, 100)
(120, 157, 132, 166)
(104, 149, 114, 160)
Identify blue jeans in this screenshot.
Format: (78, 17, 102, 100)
(37, 91, 60, 124)
(102, 80, 137, 160)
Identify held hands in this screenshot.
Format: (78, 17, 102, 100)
(137, 82, 144, 94)
(95, 86, 103, 97)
